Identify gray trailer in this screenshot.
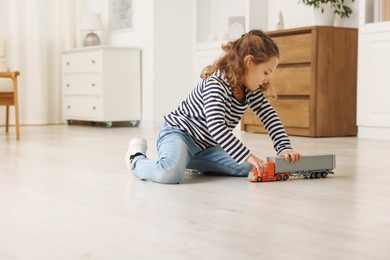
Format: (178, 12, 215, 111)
(267, 154, 336, 179)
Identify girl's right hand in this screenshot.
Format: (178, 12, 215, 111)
(246, 154, 268, 173)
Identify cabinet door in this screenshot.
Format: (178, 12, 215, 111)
(269, 66, 311, 96)
(272, 33, 312, 64)
(241, 99, 311, 136)
(270, 99, 310, 129)
(358, 31, 390, 129)
(63, 97, 103, 120)
(62, 74, 103, 96)
(62, 51, 102, 73)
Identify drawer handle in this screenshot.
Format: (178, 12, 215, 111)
(66, 62, 70, 66)
(91, 60, 95, 64)
(67, 105, 71, 109)
(91, 83, 95, 87)
(92, 106, 96, 110)
(66, 84, 70, 87)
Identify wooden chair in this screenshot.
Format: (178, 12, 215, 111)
(0, 71, 20, 140)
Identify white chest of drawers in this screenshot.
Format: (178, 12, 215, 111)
(61, 46, 141, 127)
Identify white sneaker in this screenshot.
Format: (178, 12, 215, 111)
(124, 138, 147, 171)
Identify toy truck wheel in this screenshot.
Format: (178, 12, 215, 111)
(283, 174, 289, 181)
(316, 172, 322, 178)
(276, 175, 282, 181)
(310, 172, 316, 179)
(321, 172, 328, 178)
(257, 177, 262, 182)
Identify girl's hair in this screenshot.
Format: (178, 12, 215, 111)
(201, 29, 279, 95)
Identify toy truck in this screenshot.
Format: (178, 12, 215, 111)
(248, 154, 335, 182)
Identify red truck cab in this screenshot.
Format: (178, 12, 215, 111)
(248, 161, 289, 182)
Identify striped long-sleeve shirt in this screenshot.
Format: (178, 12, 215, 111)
(164, 70, 293, 164)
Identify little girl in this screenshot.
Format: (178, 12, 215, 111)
(125, 29, 301, 184)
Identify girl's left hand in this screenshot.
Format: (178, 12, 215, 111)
(279, 150, 301, 164)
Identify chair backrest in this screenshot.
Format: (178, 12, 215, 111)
(0, 78, 14, 92)
(0, 71, 19, 105)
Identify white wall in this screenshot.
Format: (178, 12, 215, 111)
(95, 0, 193, 127)
(153, 0, 193, 126)
(94, 0, 193, 127)
(99, 0, 156, 127)
(0, 0, 359, 128)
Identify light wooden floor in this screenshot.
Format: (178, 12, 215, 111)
(1, 124, 390, 260)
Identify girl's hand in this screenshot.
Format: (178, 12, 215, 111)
(246, 154, 268, 173)
(279, 150, 301, 164)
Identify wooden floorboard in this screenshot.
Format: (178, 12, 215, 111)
(1, 124, 390, 259)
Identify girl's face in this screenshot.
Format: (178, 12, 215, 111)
(243, 56, 278, 91)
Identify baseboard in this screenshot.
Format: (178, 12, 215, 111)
(358, 126, 390, 140)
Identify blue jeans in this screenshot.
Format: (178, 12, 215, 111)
(131, 122, 253, 184)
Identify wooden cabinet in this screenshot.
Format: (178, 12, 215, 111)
(61, 46, 141, 127)
(241, 26, 358, 137)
